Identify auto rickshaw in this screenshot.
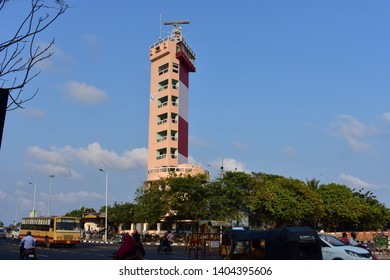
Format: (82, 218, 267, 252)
(221, 227, 323, 260)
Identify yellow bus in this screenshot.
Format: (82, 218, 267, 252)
(20, 216, 81, 247)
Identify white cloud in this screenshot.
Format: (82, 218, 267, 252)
(383, 112, 390, 123)
(26, 142, 148, 178)
(209, 157, 247, 172)
(339, 173, 379, 189)
(282, 145, 296, 156)
(62, 142, 148, 170)
(82, 33, 103, 59)
(28, 146, 68, 165)
(26, 162, 81, 180)
(64, 81, 108, 105)
(36, 41, 75, 73)
(189, 135, 210, 147)
(14, 189, 28, 196)
(0, 191, 7, 199)
(53, 191, 104, 204)
(83, 33, 100, 45)
(328, 114, 378, 152)
(232, 141, 248, 149)
(22, 108, 45, 119)
(16, 196, 34, 209)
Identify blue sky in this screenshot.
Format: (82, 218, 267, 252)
(1, 0, 389, 226)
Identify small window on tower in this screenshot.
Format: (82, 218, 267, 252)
(172, 79, 179, 90)
(158, 63, 169, 75)
(172, 63, 179, 73)
(158, 80, 168, 92)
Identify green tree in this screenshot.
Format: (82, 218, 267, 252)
(351, 188, 390, 230)
(248, 173, 324, 228)
(64, 207, 96, 218)
(100, 202, 136, 226)
(317, 183, 359, 231)
(164, 173, 209, 221)
(306, 178, 320, 190)
(212, 171, 255, 225)
(133, 180, 170, 225)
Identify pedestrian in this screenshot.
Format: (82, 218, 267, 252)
(132, 229, 141, 243)
(349, 232, 359, 246)
(113, 233, 136, 260)
(132, 230, 145, 259)
(341, 232, 349, 245)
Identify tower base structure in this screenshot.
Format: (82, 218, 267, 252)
(147, 163, 208, 182)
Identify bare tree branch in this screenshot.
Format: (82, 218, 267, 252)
(0, 0, 68, 110)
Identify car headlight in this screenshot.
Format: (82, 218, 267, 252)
(345, 249, 368, 258)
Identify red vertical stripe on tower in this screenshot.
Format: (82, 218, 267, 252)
(178, 116, 188, 157)
(180, 64, 189, 88)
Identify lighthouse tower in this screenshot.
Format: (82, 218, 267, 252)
(147, 21, 206, 181)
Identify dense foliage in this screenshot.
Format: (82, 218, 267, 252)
(67, 171, 390, 232)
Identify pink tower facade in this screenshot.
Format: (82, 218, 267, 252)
(147, 22, 206, 181)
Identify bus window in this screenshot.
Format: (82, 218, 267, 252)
(56, 218, 80, 231)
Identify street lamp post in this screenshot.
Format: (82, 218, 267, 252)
(28, 181, 37, 217)
(99, 167, 108, 243)
(48, 175, 55, 216)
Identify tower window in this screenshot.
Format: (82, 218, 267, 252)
(170, 148, 178, 159)
(172, 79, 179, 90)
(172, 63, 179, 73)
(158, 79, 168, 92)
(171, 130, 178, 141)
(157, 96, 168, 108)
(171, 113, 178, 124)
(172, 96, 179, 107)
(158, 63, 169, 75)
(156, 148, 167, 160)
(156, 130, 167, 142)
(157, 113, 168, 125)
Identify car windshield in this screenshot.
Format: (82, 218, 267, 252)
(319, 234, 346, 247)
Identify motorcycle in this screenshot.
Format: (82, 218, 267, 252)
(357, 243, 377, 260)
(21, 248, 38, 260)
(157, 237, 173, 254)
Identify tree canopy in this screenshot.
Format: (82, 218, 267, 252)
(67, 171, 390, 232)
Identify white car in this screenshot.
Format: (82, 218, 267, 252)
(319, 233, 372, 260)
(11, 228, 20, 241)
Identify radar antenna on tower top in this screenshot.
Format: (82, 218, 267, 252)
(164, 20, 190, 42)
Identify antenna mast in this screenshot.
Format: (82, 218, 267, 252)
(164, 20, 190, 42)
(159, 13, 162, 40)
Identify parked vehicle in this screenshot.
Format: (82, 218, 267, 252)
(221, 227, 323, 260)
(0, 228, 6, 239)
(319, 233, 372, 260)
(11, 228, 20, 241)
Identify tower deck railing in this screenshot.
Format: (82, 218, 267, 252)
(150, 35, 195, 64)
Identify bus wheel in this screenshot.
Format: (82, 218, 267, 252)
(45, 237, 51, 248)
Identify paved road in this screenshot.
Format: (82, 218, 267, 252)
(0, 238, 216, 260)
(4, 237, 387, 260)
